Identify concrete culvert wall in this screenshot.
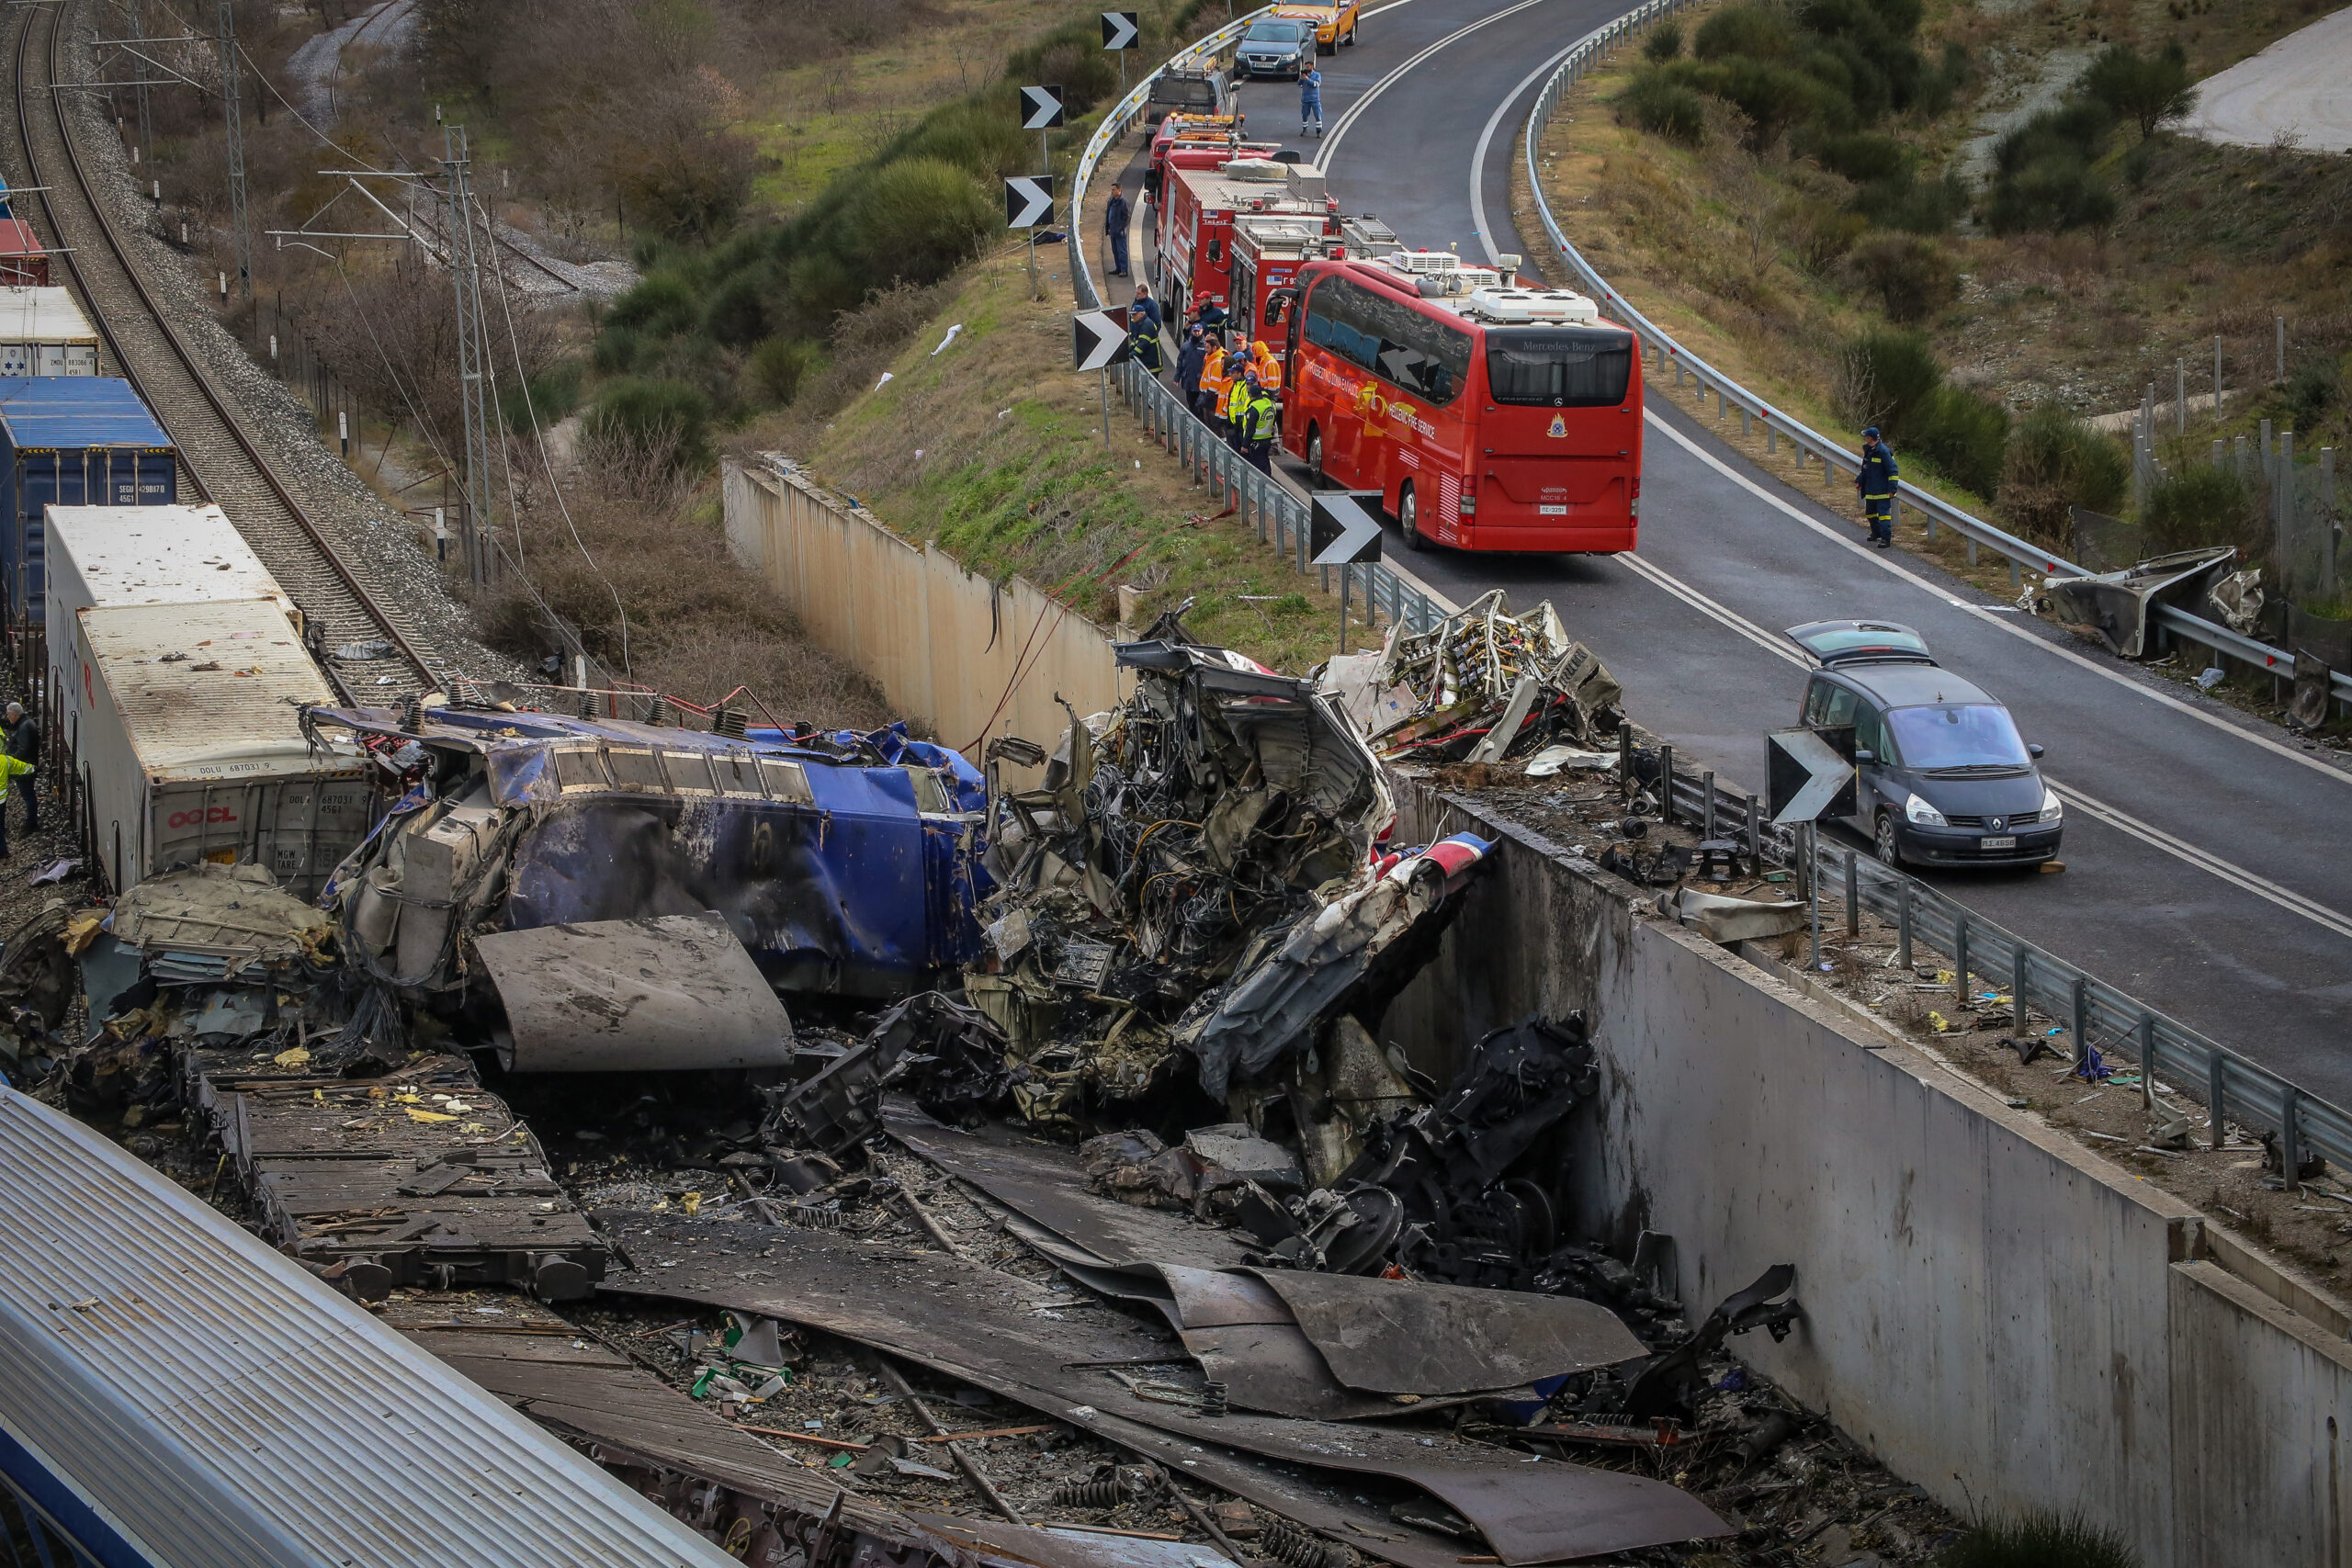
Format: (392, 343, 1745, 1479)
(1381, 774, 2352, 1568)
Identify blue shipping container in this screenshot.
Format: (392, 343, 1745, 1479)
(0, 377, 176, 635)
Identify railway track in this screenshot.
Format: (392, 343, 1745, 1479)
(10, 0, 438, 700)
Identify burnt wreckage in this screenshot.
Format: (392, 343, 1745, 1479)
(34, 614, 1809, 1564)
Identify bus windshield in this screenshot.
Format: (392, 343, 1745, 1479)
(1485, 327, 1634, 408)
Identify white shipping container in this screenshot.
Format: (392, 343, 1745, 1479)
(74, 599, 371, 899)
(0, 287, 99, 376)
(44, 503, 299, 770)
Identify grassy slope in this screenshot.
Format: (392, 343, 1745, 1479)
(1520, 0, 2352, 539)
(739, 0, 1080, 217)
(766, 243, 1365, 675)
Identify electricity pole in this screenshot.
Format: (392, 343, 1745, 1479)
(215, 0, 250, 299)
(130, 0, 152, 169)
(442, 126, 495, 588)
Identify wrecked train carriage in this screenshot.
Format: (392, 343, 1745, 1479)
(311, 704, 990, 1055)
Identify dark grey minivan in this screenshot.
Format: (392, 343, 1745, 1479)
(1787, 620, 2063, 869)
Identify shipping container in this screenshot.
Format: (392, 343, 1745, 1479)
(0, 378, 176, 647)
(74, 598, 370, 899)
(43, 503, 298, 795)
(0, 288, 99, 377)
(0, 220, 49, 287)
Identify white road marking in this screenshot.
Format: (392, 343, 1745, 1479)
(1321, 0, 1555, 167)
(1611, 546, 2352, 944)
(1469, 37, 1589, 266)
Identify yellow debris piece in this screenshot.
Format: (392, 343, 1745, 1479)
(404, 1106, 459, 1123)
(681, 1192, 703, 1217)
(272, 1046, 311, 1070)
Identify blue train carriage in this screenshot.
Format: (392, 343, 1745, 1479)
(0, 376, 175, 659)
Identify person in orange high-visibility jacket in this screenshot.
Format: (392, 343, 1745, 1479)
(1197, 339, 1230, 427)
(1250, 340, 1283, 394)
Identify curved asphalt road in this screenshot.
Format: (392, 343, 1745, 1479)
(1118, 0, 2352, 1103)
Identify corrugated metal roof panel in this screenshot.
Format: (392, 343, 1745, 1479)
(47, 504, 288, 610)
(0, 376, 171, 449)
(0, 1086, 737, 1568)
(80, 599, 337, 778)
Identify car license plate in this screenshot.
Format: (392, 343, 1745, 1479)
(1539, 504, 1566, 515)
(1980, 836, 2017, 851)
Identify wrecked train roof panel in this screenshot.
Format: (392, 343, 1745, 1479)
(46, 502, 290, 613)
(0, 1086, 737, 1568)
(78, 599, 347, 777)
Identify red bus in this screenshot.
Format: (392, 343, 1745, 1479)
(1278, 250, 1643, 554)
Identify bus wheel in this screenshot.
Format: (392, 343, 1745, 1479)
(1306, 427, 1329, 489)
(1398, 483, 1427, 550)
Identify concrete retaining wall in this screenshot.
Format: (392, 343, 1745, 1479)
(1384, 779, 2350, 1568)
(722, 456, 1127, 773)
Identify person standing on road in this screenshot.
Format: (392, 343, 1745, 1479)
(4, 703, 35, 834)
(1300, 65, 1324, 138)
(1105, 185, 1133, 279)
(1177, 322, 1208, 404)
(1243, 373, 1280, 473)
(1857, 426, 1898, 548)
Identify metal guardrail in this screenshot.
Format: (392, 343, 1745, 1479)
(1646, 760, 2350, 1179)
(1519, 3, 2352, 712)
(1114, 358, 1447, 637)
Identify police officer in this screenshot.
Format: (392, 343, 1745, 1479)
(1857, 426, 1898, 548)
(1227, 364, 1258, 454)
(1243, 373, 1280, 473)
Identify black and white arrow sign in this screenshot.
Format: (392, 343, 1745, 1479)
(1102, 10, 1138, 49)
(1072, 309, 1135, 371)
(1310, 492, 1384, 567)
(1004, 175, 1055, 229)
(1021, 85, 1066, 130)
(1767, 728, 1859, 826)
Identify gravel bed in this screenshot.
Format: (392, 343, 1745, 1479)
(62, 19, 523, 685)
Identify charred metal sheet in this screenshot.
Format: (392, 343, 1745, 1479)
(1244, 1272, 1645, 1396)
(599, 1214, 1726, 1565)
(1623, 1265, 1801, 1421)
(910, 1514, 1229, 1568)
(2045, 545, 2234, 659)
(886, 1105, 1255, 1271)
(476, 913, 796, 1072)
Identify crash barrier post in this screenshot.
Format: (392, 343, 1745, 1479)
(1521, 4, 2352, 721)
(1660, 767, 2352, 1177)
(1110, 357, 1444, 640)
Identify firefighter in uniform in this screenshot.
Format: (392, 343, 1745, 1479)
(1250, 340, 1283, 394)
(1857, 425, 1898, 548)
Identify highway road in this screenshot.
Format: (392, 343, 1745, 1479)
(1106, 0, 2352, 1105)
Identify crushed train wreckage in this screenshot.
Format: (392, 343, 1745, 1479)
(22, 604, 1835, 1566)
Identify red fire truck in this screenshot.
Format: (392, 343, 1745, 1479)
(1153, 157, 1337, 327)
(0, 220, 51, 287)
(1143, 112, 1245, 205)
(1278, 249, 1644, 555)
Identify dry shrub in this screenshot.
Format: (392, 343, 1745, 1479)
(481, 432, 889, 729)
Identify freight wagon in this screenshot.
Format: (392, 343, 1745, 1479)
(43, 502, 300, 812)
(73, 597, 370, 899)
(0, 377, 177, 657)
(0, 287, 100, 376)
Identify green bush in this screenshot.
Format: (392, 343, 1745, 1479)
(888, 98, 1034, 181)
(1839, 326, 1944, 434)
(605, 272, 701, 337)
(1781, 197, 1870, 272)
(2284, 357, 2342, 427)
(2143, 464, 2265, 555)
(583, 377, 714, 471)
(1910, 384, 2009, 497)
(1935, 1510, 2138, 1568)
(1852, 169, 1969, 232)
(1694, 4, 1792, 62)
(848, 157, 1000, 287)
(1985, 155, 2118, 234)
(1004, 22, 1120, 113)
(1846, 232, 1958, 321)
(2077, 39, 2196, 138)
(1618, 71, 1708, 142)
(746, 337, 821, 407)
(2000, 404, 2130, 545)
(592, 324, 647, 377)
(1643, 21, 1683, 62)
(702, 269, 776, 347)
(1815, 130, 1911, 182)
(497, 362, 583, 433)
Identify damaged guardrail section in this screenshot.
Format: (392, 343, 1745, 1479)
(1518, 1, 2351, 714)
(1377, 772, 2352, 1567)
